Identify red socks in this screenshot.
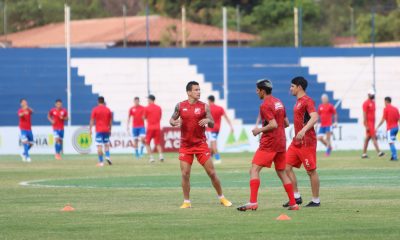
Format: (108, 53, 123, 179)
(249, 179, 260, 203)
(284, 183, 296, 206)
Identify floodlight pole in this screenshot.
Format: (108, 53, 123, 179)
(371, 8, 376, 93)
(3, 1, 7, 42)
(123, 4, 127, 48)
(146, 0, 150, 95)
(222, 7, 228, 102)
(65, 4, 72, 126)
(181, 6, 186, 48)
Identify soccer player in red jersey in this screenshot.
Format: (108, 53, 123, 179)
(127, 97, 146, 159)
(317, 93, 338, 156)
(285, 76, 320, 207)
(47, 99, 68, 160)
(144, 95, 164, 163)
(170, 81, 232, 209)
(377, 97, 399, 161)
(237, 79, 298, 211)
(206, 95, 234, 164)
(362, 89, 385, 158)
(90, 97, 113, 167)
(18, 99, 34, 162)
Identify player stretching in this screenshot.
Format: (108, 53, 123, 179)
(362, 89, 385, 158)
(317, 94, 337, 156)
(377, 97, 399, 161)
(90, 97, 113, 167)
(206, 95, 234, 164)
(48, 99, 68, 160)
(127, 97, 146, 159)
(285, 76, 320, 207)
(170, 81, 232, 209)
(144, 95, 164, 163)
(18, 99, 34, 162)
(237, 79, 298, 211)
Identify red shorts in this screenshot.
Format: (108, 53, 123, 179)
(286, 144, 317, 171)
(252, 150, 286, 171)
(146, 129, 161, 145)
(179, 143, 211, 166)
(366, 123, 376, 137)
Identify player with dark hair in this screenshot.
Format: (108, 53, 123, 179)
(362, 89, 385, 158)
(144, 94, 164, 163)
(317, 93, 337, 156)
(377, 96, 399, 161)
(48, 99, 68, 160)
(18, 99, 34, 162)
(206, 95, 234, 164)
(170, 81, 232, 209)
(90, 96, 113, 167)
(284, 76, 321, 207)
(237, 79, 298, 211)
(127, 97, 146, 159)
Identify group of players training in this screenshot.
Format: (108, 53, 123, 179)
(17, 75, 398, 210)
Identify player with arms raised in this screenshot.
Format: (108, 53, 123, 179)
(237, 79, 298, 211)
(18, 99, 34, 162)
(285, 76, 321, 207)
(170, 81, 232, 209)
(90, 96, 113, 167)
(48, 99, 68, 160)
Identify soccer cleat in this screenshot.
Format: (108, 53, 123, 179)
(288, 204, 300, 211)
(305, 201, 320, 207)
(283, 197, 302, 207)
(96, 162, 104, 167)
(378, 152, 385, 157)
(220, 197, 233, 207)
(237, 202, 258, 211)
(159, 158, 164, 163)
(390, 157, 398, 161)
(149, 158, 155, 163)
(55, 154, 62, 160)
(180, 202, 192, 209)
(26, 157, 32, 163)
(20, 153, 27, 162)
(106, 159, 112, 165)
(361, 154, 369, 159)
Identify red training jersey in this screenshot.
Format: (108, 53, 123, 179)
(363, 99, 375, 124)
(179, 100, 208, 148)
(49, 108, 68, 130)
(206, 103, 225, 132)
(259, 95, 286, 152)
(318, 103, 336, 127)
(18, 108, 32, 131)
(91, 105, 112, 133)
(129, 105, 145, 128)
(293, 95, 317, 147)
(144, 103, 162, 130)
(383, 104, 399, 130)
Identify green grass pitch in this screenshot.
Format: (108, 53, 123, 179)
(0, 151, 399, 239)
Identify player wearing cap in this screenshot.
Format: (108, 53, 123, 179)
(144, 94, 164, 163)
(317, 94, 337, 156)
(362, 89, 385, 159)
(90, 96, 113, 167)
(170, 81, 232, 209)
(18, 99, 34, 162)
(48, 99, 68, 160)
(285, 76, 321, 207)
(237, 79, 298, 211)
(206, 95, 234, 164)
(377, 97, 399, 161)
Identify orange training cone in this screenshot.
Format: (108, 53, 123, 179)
(276, 214, 291, 221)
(61, 204, 75, 212)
